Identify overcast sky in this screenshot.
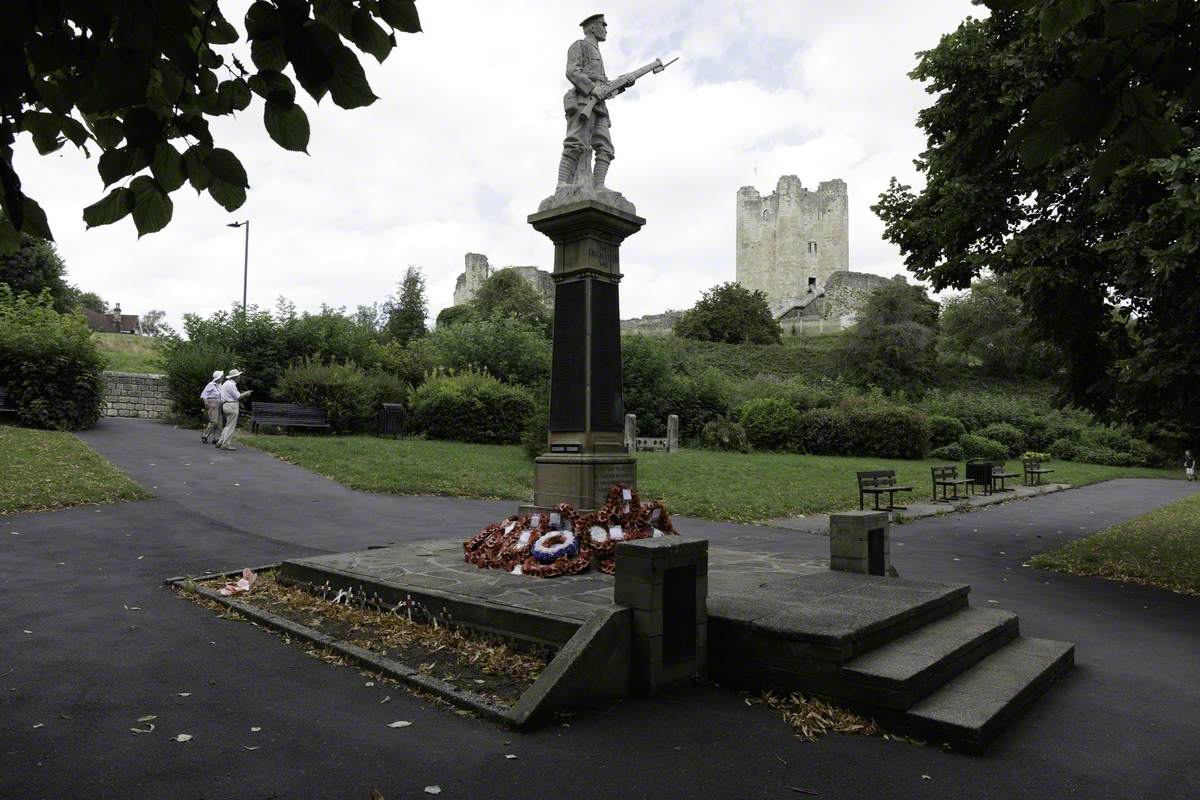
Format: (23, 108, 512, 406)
(15, 0, 979, 331)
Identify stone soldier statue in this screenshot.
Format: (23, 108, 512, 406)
(558, 14, 620, 190)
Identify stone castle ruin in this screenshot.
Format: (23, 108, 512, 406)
(452, 253, 555, 307)
(736, 176, 889, 328)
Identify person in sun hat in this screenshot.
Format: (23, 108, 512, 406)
(216, 368, 252, 450)
(200, 370, 225, 444)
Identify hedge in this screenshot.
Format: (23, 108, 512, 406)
(407, 369, 534, 444)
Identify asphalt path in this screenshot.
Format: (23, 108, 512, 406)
(2, 418, 1197, 800)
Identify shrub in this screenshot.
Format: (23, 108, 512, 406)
(1049, 436, 1080, 461)
(1022, 451, 1051, 461)
(929, 415, 966, 448)
(978, 422, 1025, 457)
(844, 405, 931, 460)
(622, 334, 675, 436)
(959, 433, 1009, 461)
(700, 416, 750, 452)
(159, 340, 237, 421)
(360, 339, 432, 388)
(521, 398, 550, 459)
(739, 397, 801, 451)
(407, 369, 535, 444)
(795, 408, 853, 455)
(930, 442, 966, 462)
(436, 305, 475, 328)
(276, 358, 371, 434)
(414, 318, 550, 389)
(837, 278, 939, 395)
(675, 282, 781, 344)
(666, 368, 734, 441)
(0, 288, 104, 430)
(362, 371, 409, 423)
(733, 376, 846, 412)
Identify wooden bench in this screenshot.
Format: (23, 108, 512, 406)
(0, 386, 17, 415)
(1023, 458, 1055, 486)
(249, 402, 330, 434)
(931, 464, 971, 503)
(966, 460, 1020, 494)
(857, 470, 914, 511)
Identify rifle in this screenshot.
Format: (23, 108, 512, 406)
(578, 57, 678, 119)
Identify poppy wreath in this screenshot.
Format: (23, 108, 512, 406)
(463, 488, 677, 578)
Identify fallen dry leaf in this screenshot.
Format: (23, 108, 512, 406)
(177, 693, 191, 698)
(32, 723, 43, 729)
(505, 754, 517, 760)
(130, 724, 155, 734)
(250, 726, 262, 732)
(424, 788, 441, 796)
(387, 720, 412, 729)
(379, 696, 391, 705)
(172, 733, 192, 743)
(242, 745, 259, 751)
(137, 715, 157, 723)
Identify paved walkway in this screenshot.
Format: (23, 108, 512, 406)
(2, 418, 1197, 799)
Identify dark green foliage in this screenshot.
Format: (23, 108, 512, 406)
(665, 368, 734, 441)
(959, 433, 1009, 462)
(930, 442, 966, 462)
(979, 422, 1026, 458)
(360, 340, 432, 389)
(414, 318, 550, 389)
(792, 403, 931, 460)
(621, 335, 675, 437)
(0, 231, 73, 312)
(471, 269, 551, 333)
(675, 282, 781, 345)
(874, 4, 1200, 444)
(738, 398, 801, 451)
(276, 358, 371, 434)
(0, 0, 422, 247)
(436, 305, 476, 329)
(75, 291, 108, 313)
(385, 266, 427, 345)
(837, 279, 940, 395)
(795, 408, 853, 456)
(939, 278, 1056, 377)
(700, 417, 749, 453)
(0, 287, 104, 429)
(521, 399, 550, 460)
(407, 370, 534, 445)
(929, 415, 967, 448)
(158, 339, 236, 422)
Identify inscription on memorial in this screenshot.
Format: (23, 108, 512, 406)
(587, 244, 617, 270)
(594, 462, 637, 498)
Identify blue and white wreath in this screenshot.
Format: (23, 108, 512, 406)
(531, 530, 580, 564)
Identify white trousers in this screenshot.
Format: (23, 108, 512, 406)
(217, 401, 240, 449)
(202, 398, 222, 440)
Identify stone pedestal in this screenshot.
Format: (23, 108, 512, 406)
(527, 199, 646, 511)
(614, 538, 708, 693)
(829, 511, 890, 576)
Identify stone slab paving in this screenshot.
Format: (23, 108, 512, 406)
(765, 482, 1070, 533)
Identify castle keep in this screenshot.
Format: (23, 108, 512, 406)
(736, 176, 850, 318)
(452, 253, 554, 307)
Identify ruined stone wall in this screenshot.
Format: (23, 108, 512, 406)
(820, 271, 893, 324)
(736, 176, 849, 307)
(451, 253, 554, 307)
(102, 372, 170, 419)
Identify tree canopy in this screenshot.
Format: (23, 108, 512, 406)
(837, 278, 940, 396)
(674, 282, 781, 345)
(471, 269, 551, 334)
(0, 228, 72, 311)
(940, 277, 1057, 378)
(874, 2, 1199, 439)
(385, 265, 427, 345)
(0, 0, 421, 251)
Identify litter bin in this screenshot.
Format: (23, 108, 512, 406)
(377, 403, 405, 438)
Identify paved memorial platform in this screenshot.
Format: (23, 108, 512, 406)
(281, 537, 1073, 751)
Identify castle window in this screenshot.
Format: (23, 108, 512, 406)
(762, 209, 771, 221)
(807, 241, 817, 254)
(807, 277, 816, 293)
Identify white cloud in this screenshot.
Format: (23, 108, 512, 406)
(12, 0, 977, 330)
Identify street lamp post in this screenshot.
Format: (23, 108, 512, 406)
(226, 220, 250, 313)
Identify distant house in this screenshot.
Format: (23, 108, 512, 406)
(83, 304, 142, 335)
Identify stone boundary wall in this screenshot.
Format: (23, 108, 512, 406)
(102, 371, 171, 419)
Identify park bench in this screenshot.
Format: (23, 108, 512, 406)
(966, 460, 1020, 495)
(249, 402, 330, 434)
(930, 464, 971, 503)
(857, 469, 914, 511)
(0, 385, 17, 415)
(1023, 458, 1055, 486)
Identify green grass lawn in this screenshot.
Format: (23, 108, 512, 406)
(93, 332, 163, 374)
(1031, 490, 1200, 596)
(242, 434, 1178, 522)
(0, 424, 151, 515)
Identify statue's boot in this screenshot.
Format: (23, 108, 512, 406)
(594, 155, 612, 189)
(557, 153, 579, 189)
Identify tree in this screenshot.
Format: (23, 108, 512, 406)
(837, 278, 939, 395)
(436, 304, 475, 329)
(940, 277, 1057, 377)
(674, 282, 781, 345)
(0, 1, 422, 251)
(0, 228, 72, 311)
(471, 269, 551, 333)
(141, 308, 170, 336)
(75, 291, 108, 314)
(873, 4, 1200, 438)
(385, 266, 427, 345)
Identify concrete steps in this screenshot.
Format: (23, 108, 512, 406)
(903, 636, 1075, 752)
(839, 607, 1020, 710)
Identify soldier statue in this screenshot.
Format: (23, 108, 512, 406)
(554, 14, 677, 193)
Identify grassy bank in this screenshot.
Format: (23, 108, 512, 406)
(243, 434, 1177, 522)
(93, 332, 163, 374)
(0, 424, 151, 515)
(1031, 490, 1200, 596)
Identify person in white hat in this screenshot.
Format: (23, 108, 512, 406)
(200, 370, 225, 444)
(216, 368, 252, 450)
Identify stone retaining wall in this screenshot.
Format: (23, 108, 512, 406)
(102, 372, 171, 419)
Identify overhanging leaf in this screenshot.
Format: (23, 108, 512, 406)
(379, 0, 422, 33)
(83, 187, 135, 228)
(89, 117, 125, 149)
(183, 146, 213, 192)
(1018, 122, 1068, 168)
(0, 215, 19, 255)
(206, 148, 249, 188)
(1121, 116, 1182, 157)
(130, 176, 173, 237)
(151, 144, 186, 192)
(20, 197, 54, 240)
(98, 146, 149, 187)
(207, 177, 247, 212)
(352, 9, 393, 62)
(264, 99, 310, 152)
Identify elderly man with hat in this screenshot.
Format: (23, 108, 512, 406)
(216, 368, 252, 451)
(200, 370, 225, 444)
(557, 13, 628, 190)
